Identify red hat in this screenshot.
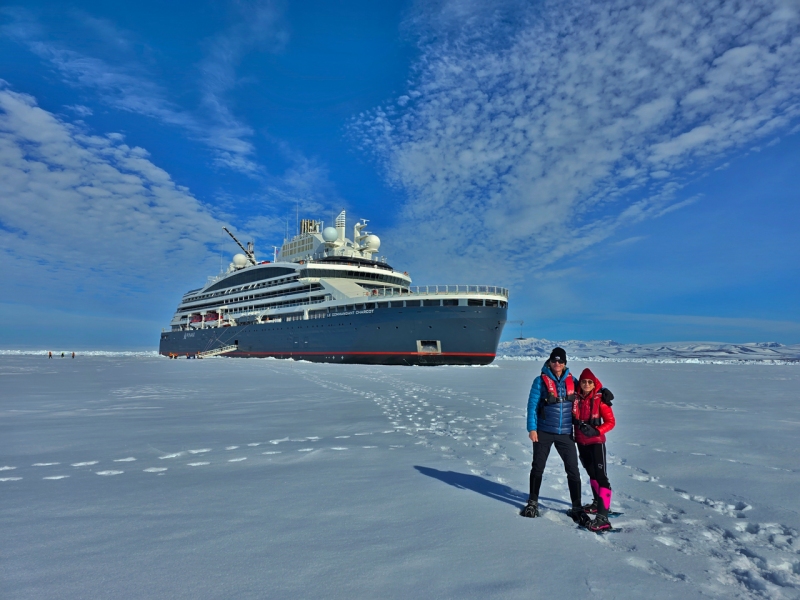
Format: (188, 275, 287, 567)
(579, 368, 602, 390)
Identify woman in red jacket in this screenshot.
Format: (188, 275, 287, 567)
(573, 368, 616, 532)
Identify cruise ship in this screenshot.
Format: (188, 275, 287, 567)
(158, 212, 508, 365)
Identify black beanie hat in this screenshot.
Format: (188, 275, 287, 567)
(549, 347, 567, 364)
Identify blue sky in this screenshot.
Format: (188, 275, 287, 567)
(1, 0, 799, 349)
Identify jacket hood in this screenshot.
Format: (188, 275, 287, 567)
(542, 361, 570, 380)
(578, 368, 602, 395)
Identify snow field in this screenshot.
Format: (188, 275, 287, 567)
(1, 356, 798, 599)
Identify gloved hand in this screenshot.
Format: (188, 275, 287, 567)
(578, 421, 600, 437)
(601, 388, 614, 405)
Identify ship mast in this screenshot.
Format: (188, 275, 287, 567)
(222, 227, 256, 265)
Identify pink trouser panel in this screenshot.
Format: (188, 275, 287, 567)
(590, 479, 600, 497)
(599, 487, 612, 511)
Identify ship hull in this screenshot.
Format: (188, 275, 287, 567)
(159, 305, 506, 365)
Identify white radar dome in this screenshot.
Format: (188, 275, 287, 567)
(364, 234, 381, 251)
(232, 253, 249, 268)
(322, 227, 338, 242)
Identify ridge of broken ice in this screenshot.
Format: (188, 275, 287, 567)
(498, 338, 800, 364)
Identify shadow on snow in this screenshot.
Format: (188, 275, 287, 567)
(414, 466, 570, 510)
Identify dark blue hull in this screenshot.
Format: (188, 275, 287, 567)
(159, 305, 506, 365)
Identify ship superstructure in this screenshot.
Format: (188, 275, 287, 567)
(159, 211, 508, 365)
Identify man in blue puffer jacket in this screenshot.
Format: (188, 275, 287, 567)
(521, 347, 583, 520)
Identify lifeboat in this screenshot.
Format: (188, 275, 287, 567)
(204, 312, 220, 322)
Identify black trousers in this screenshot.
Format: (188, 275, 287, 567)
(529, 431, 581, 506)
(578, 443, 610, 489)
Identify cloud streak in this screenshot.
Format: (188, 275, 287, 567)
(0, 83, 222, 313)
(356, 0, 800, 283)
(1, 5, 285, 175)
(198, 2, 287, 172)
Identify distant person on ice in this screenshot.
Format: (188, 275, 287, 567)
(521, 347, 584, 520)
(573, 368, 616, 532)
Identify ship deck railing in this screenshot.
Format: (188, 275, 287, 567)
(372, 285, 508, 299)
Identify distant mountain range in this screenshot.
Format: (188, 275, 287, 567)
(497, 338, 800, 364)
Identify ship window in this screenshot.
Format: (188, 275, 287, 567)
(423, 299, 440, 307)
(443, 299, 458, 306)
(485, 299, 498, 307)
(366, 303, 377, 309)
(405, 300, 421, 307)
(468, 299, 484, 306)
(377, 302, 389, 308)
(205, 266, 296, 293)
(500, 301, 507, 308)
(346, 305, 355, 311)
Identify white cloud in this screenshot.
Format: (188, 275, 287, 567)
(0, 6, 285, 175)
(64, 104, 93, 117)
(356, 0, 800, 283)
(195, 2, 288, 173)
(0, 84, 223, 313)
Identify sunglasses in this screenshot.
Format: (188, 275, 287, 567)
(579, 379, 595, 385)
(550, 358, 565, 364)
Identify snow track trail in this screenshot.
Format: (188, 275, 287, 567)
(298, 364, 800, 599)
(2, 356, 798, 599)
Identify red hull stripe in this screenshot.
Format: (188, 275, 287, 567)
(230, 351, 495, 357)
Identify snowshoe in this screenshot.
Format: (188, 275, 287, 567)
(520, 500, 540, 518)
(586, 514, 613, 533)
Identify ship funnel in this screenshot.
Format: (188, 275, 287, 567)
(335, 210, 346, 241)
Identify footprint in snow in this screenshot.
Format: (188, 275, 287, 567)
(626, 557, 687, 582)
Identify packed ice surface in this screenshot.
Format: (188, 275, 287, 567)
(1, 356, 799, 599)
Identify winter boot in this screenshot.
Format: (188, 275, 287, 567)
(582, 498, 599, 514)
(565, 506, 584, 523)
(586, 514, 612, 532)
(520, 499, 540, 518)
